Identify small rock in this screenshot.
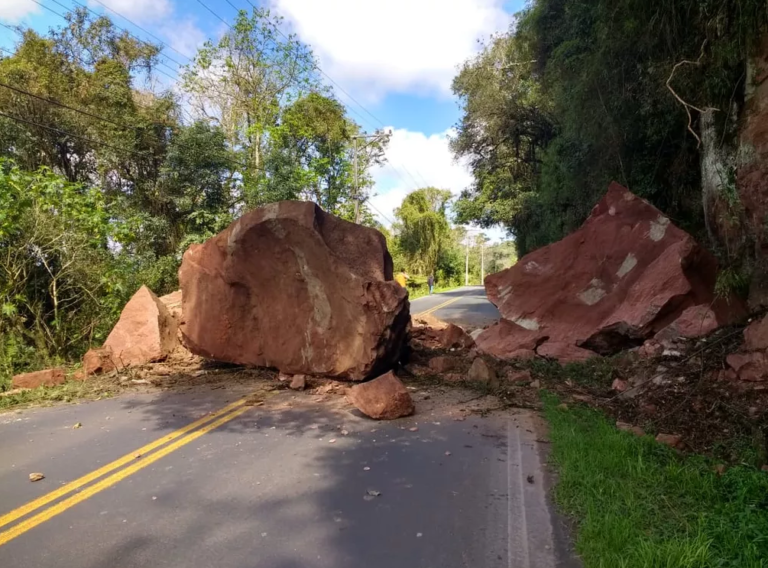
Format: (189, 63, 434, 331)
(289, 375, 306, 390)
(507, 369, 532, 383)
(363, 466, 370, 471)
(416, 532, 423, 538)
(444, 451, 451, 456)
(341, 429, 349, 436)
(616, 422, 644, 437)
(526, 475, 534, 484)
(655, 433, 682, 448)
(29, 473, 44, 482)
(409, 427, 419, 432)
(662, 349, 682, 358)
(328, 439, 336, 444)
(468, 357, 496, 385)
(366, 490, 381, 497)
(428, 356, 460, 373)
(12, 368, 65, 389)
(611, 378, 629, 393)
(347, 371, 415, 420)
(530, 380, 541, 389)
(72, 422, 82, 429)
(556, 403, 568, 411)
(714, 464, 726, 476)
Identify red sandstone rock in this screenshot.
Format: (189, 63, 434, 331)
(179, 201, 409, 381)
(611, 378, 629, 392)
(475, 318, 539, 360)
(468, 357, 496, 385)
(536, 341, 597, 363)
(104, 286, 178, 368)
(480, 183, 738, 362)
(159, 290, 182, 321)
(727, 352, 768, 382)
(12, 368, 65, 389)
(744, 314, 768, 351)
(83, 346, 115, 376)
(655, 433, 683, 448)
(616, 422, 644, 437)
(507, 369, 533, 383)
(440, 324, 475, 350)
(428, 356, 460, 373)
(347, 371, 414, 420)
(656, 305, 720, 341)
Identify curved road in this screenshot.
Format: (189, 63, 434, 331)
(0, 286, 579, 568)
(410, 286, 500, 330)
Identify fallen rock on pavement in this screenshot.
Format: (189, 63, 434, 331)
(477, 182, 743, 363)
(289, 375, 307, 390)
(12, 368, 65, 389)
(103, 285, 178, 368)
(180, 201, 409, 381)
(347, 371, 415, 420)
(468, 357, 496, 386)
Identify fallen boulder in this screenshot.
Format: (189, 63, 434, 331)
(12, 368, 65, 389)
(83, 346, 116, 376)
(478, 183, 740, 363)
(347, 371, 415, 420)
(179, 201, 409, 380)
(468, 357, 496, 385)
(103, 285, 178, 368)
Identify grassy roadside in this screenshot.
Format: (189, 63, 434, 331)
(408, 284, 461, 300)
(543, 395, 768, 568)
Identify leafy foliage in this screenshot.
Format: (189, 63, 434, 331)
(453, 0, 767, 256)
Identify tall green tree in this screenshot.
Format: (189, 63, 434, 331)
(394, 187, 452, 275)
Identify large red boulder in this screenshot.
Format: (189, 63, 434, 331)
(104, 285, 178, 368)
(179, 201, 409, 380)
(478, 183, 736, 362)
(347, 371, 415, 420)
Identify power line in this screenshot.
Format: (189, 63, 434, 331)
(367, 200, 397, 226)
(0, 80, 124, 128)
(86, 0, 193, 63)
(0, 110, 148, 157)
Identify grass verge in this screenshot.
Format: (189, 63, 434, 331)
(543, 394, 768, 568)
(0, 377, 117, 411)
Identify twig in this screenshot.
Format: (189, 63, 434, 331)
(666, 39, 719, 148)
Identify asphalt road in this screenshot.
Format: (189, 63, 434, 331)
(0, 287, 578, 568)
(410, 286, 500, 330)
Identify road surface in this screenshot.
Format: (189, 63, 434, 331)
(0, 287, 579, 568)
(410, 286, 500, 330)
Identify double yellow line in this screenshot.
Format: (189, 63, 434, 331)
(413, 291, 469, 318)
(0, 397, 253, 547)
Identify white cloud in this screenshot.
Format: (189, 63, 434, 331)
(161, 18, 207, 58)
(86, 0, 171, 23)
(272, 0, 512, 98)
(368, 127, 507, 242)
(0, 0, 39, 22)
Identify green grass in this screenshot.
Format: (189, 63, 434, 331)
(408, 284, 460, 300)
(543, 395, 768, 568)
(0, 378, 116, 411)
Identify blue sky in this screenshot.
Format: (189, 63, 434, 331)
(1, 0, 524, 241)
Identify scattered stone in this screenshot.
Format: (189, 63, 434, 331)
(347, 371, 415, 420)
(714, 464, 726, 476)
(656, 305, 720, 341)
(506, 369, 533, 383)
(12, 368, 65, 389)
(366, 490, 381, 497)
(744, 313, 768, 351)
(444, 451, 451, 456)
(440, 323, 475, 350)
(530, 380, 541, 389)
(536, 341, 598, 363)
(179, 201, 409, 380)
(428, 356, 460, 373)
(611, 378, 629, 392)
(556, 403, 569, 411)
(328, 439, 336, 444)
(655, 433, 683, 448)
(616, 421, 644, 437)
(727, 352, 768, 382)
(28, 473, 44, 482)
(83, 346, 116, 377)
(104, 285, 178, 368)
(662, 349, 682, 358)
(73, 423, 82, 429)
(409, 427, 419, 432)
(637, 339, 664, 358)
(468, 357, 496, 385)
(289, 375, 307, 390)
(526, 475, 534, 484)
(442, 373, 465, 383)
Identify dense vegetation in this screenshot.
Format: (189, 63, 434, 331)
(452, 0, 767, 258)
(0, 7, 391, 385)
(0, 8, 516, 387)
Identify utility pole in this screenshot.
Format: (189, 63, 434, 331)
(465, 235, 470, 286)
(481, 238, 485, 284)
(353, 136, 359, 223)
(351, 132, 389, 224)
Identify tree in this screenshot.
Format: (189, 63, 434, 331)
(182, 7, 320, 207)
(394, 188, 452, 275)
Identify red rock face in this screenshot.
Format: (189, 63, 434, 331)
(179, 201, 409, 381)
(104, 285, 178, 367)
(347, 371, 415, 420)
(478, 183, 730, 362)
(12, 368, 65, 389)
(83, 346, 116, 376)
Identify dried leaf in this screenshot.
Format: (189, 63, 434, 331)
(73, 422, 82, 429)
(29, 472, 44, 482)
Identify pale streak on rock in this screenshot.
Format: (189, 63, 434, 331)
(616, 253, 637, 278)
(649, 215, 670, 241)
(293, 248, 331, 330)
(578, 278, 607, 305)
(513, 317, 540, 331)
(499, 285, 513, 299)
